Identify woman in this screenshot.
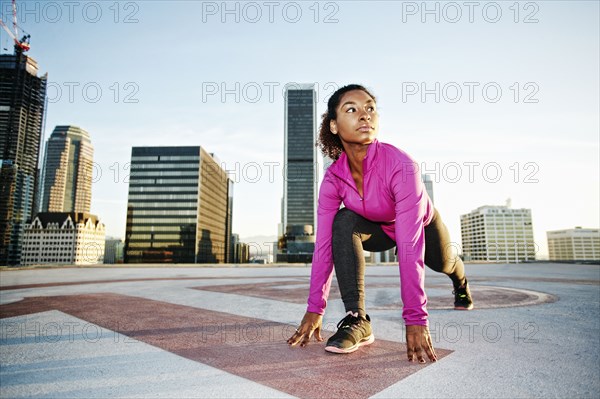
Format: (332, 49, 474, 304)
(286, 84, 473, 363)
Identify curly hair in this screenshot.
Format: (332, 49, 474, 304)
(316, 84, 377, 161)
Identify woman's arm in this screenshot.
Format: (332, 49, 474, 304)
(390, 158, 437, 362)
(307, 171, 342, 314)
(390, 159, 430, 326)
(288, 172, 341, 347)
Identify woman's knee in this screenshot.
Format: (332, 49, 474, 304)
(332, 208, 360, 232)
(426, 245, 460, 274)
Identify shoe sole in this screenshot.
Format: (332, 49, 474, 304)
(454, 305, 474, 310)
(324, 334, 375, 354)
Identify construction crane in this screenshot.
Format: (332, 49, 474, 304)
(0, 0, 30, 54)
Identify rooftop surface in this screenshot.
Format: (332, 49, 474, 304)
(1, 263, 598, 398)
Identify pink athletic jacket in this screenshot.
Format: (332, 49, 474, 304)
(307, 139, 434, 326)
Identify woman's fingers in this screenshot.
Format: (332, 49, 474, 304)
(407, 345, 426, 363)
(300, 330, 312, 347)
(407, 346, 415, 362)
(288, 327, 323, 347)
(314, 326, 324, 342)
(406, 324, 437, 363)
(288, 312, 324, 348)
(416, 346, 426, 363)
(288, 325, 315, 347)
(287, 329, 303, 346)
(424, 334, 438, 362)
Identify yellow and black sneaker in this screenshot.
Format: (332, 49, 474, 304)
(325, 312, 374, 354)
(453, 280, 474, 310)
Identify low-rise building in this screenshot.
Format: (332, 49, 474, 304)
(547, 227, 599, 261)
(461, 204, 535, 262)
(21, 212, 105, 265)
(104, 237, 124, 264)
(236, 242, 250, 263)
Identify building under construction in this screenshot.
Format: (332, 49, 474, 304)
(0, 50, 48, 265)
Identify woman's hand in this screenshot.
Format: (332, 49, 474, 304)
(287, 311, 324, 347)
(406, 324, 437, 363)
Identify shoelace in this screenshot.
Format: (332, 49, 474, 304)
(336, 314, 360, 331)
(453, 286, 470, 301)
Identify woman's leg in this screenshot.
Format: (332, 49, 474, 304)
(424, 209, 473, 309)
(425, 209, 473, 310)
(331, 208, 396, 317)
(424, 208, 467, 288)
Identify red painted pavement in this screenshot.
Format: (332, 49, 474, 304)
(0, 293, 451, 398)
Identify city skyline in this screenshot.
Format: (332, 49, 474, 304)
(3, 1, 598, 259)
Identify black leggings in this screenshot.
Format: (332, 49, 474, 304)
(331, 207, 466, 316)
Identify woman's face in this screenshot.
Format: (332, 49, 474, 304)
(330, 89, 379, 147)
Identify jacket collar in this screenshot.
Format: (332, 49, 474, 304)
(330, 138, 380, 178)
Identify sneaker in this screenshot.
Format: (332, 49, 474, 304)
(453, 280, 474, 310)
(324, 312, 375, 354)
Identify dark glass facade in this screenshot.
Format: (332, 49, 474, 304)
(285, 88, 316, 227)
(0, 52, 47, 265)
(280, 85, 317, 262)
(124, 146, 231, 263)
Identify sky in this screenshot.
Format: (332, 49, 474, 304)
(2, 0, 598, 259)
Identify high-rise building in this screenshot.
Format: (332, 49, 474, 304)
(229, 233, 251, 264)
(460, 204, 536, 262)
(21, 212, 105, 266)
(0, 52, 48, 265)
(547, 227, 599, 261)
(124, 146, 232, 263)
(226, 178, 233, 263)
(279, 84, 319, 262)
(40, 126, 94, 213)
(422, 173, 435, 205)
(231, 233, 239, 263)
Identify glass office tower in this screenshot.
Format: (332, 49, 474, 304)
(41, 126, 94, 213)
(0, 52, 47, 265)
(280, 84, 319, 262)
(124, 146, 232, 263)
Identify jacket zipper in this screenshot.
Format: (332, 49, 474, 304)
(361, 158, 367, 217)
(330, 162, 368, 217)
